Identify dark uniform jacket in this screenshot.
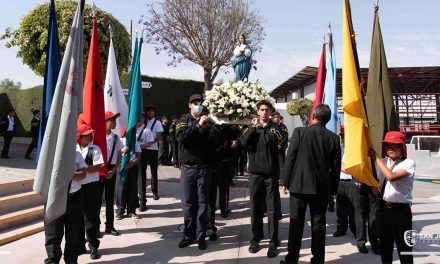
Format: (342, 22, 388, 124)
(209, 125, 236, 162)
(277, 123, 289, 149)
(281, 122, 341, 195)
(30, 117, 40, 136)
(176, 113, 210, 166)
(168, 123, 177, 142)
(239, 121, 281, 177)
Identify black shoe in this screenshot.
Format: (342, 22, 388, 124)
(267, 245, 278, 258)
(328, 203, 335, 212)
(209, 232, 218, 241)
(198, 240, 207, 250)
(178, 238, 193, 248)
(153, 194, 160, 200)
(220, 210, 229, 218)
(90, 248, 100, 260)
(357, 244, 368, 254)
(130, 213, 140, 219)
(139, 205, 147, 212)
(248, 242, 260, 253)
(97, 229, 103, 238)
(230, 181, 236, 187)
(105, 226, 120, 236)
(173, 164, 179, 168)
(115, 214, 124, 220)
(24, 156, 32, 160)
(333, 230, 346, 237)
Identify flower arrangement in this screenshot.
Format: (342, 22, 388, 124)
(204, 80, 275, 122)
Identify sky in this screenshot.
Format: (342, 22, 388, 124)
(0, 0, 439, 91)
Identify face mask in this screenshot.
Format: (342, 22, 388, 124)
(193, 104, 203, 115)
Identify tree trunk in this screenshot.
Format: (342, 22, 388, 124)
(203, 67, 213, 92)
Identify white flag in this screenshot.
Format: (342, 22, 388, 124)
(104, 37, 128, 137)
(33, 2, 84, 222)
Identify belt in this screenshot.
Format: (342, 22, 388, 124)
(340, 179, 352, 181)
(181, 163, 207, 169)
(383, 201, 411, 209)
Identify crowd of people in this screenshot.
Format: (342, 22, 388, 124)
(0, 94, 415, 264)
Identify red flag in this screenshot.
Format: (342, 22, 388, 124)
(80, 16, 107, 176)
(309, 44, 326, 125)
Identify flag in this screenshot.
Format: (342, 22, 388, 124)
(323, 27, 338, 133)
(119, 38, 143, 181)
(79, 9, 107, 176)
(104, 30, 128, 137)
(342, 0, 378, 188)
(36, 0, 61, 163)
(365, 5, 399, 154)
(309, 44, 326, 125)
(33, 1, 84, 222)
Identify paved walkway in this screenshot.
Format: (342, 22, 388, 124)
(0, 143, 440, 263)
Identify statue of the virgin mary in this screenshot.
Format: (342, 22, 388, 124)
(231, 34, 252, 82)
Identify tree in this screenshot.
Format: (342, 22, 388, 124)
(142, 0, 265, 91)
(1, 0, 131, 77)
(0, 78, 22, 90)
(287, 98, 313, 127)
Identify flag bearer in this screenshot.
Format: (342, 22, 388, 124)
(44, 150, 87, 264)
(369, 131, 415, 264)
(98, 112, 124, 236)
(77, 124, 104, 260)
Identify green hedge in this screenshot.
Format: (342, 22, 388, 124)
(0, 76, 203, 136)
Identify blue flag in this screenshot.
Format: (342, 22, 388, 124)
(323, 31, 338, 133)
(36, 0, 61, 162)
(119, 38, 143, 181)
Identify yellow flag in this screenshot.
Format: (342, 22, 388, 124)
(342, 0, 378, 188)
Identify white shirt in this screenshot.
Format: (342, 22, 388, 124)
(121, 137, 141, 161)
(71, 151, 87, 194)
(377, 158, 415, 204)
(106, 132, 124, 165)
(340, 148, 352, 180)
(76, 143, 104, 184)
(7, 116, 14, 131)
(136, 126, 154, 146)
(145, 118, 163, 150)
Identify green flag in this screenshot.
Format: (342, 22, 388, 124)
(366, 5, 399, 154)
(119, 37, 143, 181)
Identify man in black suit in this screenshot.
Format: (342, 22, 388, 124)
(280, 104, 341, 264)
(25, 109, 40, 159)
(1, 109, 16, 158)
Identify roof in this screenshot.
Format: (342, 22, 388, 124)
(270, 66, 440, 98)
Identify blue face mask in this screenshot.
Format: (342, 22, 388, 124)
(193, 105, 203, 115)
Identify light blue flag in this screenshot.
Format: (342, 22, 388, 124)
(323, 31, 338, 133)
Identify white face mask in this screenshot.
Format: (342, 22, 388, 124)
(193, 104, 203, 115)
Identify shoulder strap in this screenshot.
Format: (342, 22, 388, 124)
(137, 124, 147, 142)
(150, 119, 158, 130)
(108, 134, 118, 164)
(85, 146, 94, 165)
(380, 159, 403, 199)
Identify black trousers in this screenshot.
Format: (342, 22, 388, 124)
(238, 148, 247, 174)
(1, 131, 13, 157)
(206, 161, 231, 230)
(158, 140, 170, 164)
(249, 174, 279, 245)
(377, 203, 413, 264)
(80, 181, 100, 249)
(98, 164, 116, 228)
(336, 180, 357, 234)
(25, 134, 38, 158)
(180, 166, 208, 242)
(355, 184, 379, 248)
(44, 189, 84, 264)
(138, 149, 159, 205)
(116, 164, 139, 215)
(171, 140, 179, 165)
(285, 193, 328, 264)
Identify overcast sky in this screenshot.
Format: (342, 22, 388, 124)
(1, 0, 439, 91)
